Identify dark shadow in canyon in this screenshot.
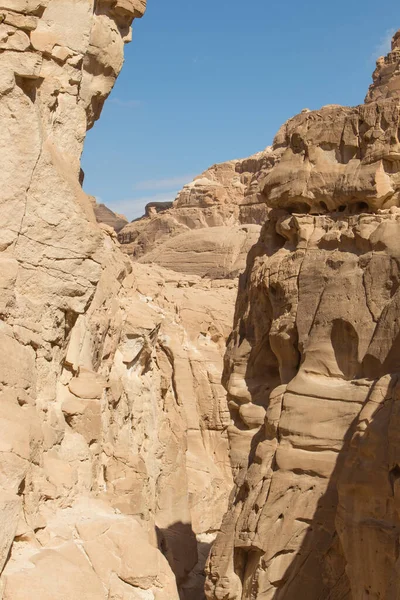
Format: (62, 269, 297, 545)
(232, 357, 390, 597)
(223, 215, 285, 417)
(267, 411, 359, 599)
(156, 520, 212, 600)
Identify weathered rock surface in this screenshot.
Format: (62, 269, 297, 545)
(117, 153, 275, 276)
(91, 196, 128, 232)
(0, 1, 235, 598)
(205, 28, 400, 600)
(366, 30, 400, 103)
(5, 1, 400, 598)
(139, 224, 261, 278)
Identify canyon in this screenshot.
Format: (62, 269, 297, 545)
(1, 1, 400, 599)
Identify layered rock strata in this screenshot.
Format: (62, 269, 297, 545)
(206, 29, 400, 600)
(117, 153, 277, 276)
(91, 197, 128, 232)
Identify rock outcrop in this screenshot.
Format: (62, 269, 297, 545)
(0, 1, 235, 598)
(117, 153, 276, 277)
(205, 29, 400, 600)
(366, 30, 400, 103)
(91, 197, 128, 232)
(5, 2, 400, 598)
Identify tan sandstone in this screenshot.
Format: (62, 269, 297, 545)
(4, 0, 400, 598)
(0, 1, 236, 598)
(116, 152, 277, 276)
(205, 28, 400, 600)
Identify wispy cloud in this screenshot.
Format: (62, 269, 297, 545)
(103, 175, 196, 222)
(133, 174, 195, 191)
(107, 192, 177, 221)
(372, 29, 395, 60)
(108, 97, 142, 109)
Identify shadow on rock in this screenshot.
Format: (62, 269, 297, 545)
(156, 521, 213, 600)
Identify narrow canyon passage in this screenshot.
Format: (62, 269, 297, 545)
(1, 1, 400, 599)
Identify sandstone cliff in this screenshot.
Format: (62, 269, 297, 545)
(0, 2, 236, 598)
(4, 2, 400, 599)
(205, 30, 400, 600)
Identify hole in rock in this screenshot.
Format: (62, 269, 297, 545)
(382, 158, 400, 174)
(390, 465, 400, 493)
(319, 201, 328, 212)
(286, 202, 311, 215)
(354, 201, 369, 213)
(291, 132, 306, 154)
(331, 319, 360, 380)
(341, 145, 359, 163)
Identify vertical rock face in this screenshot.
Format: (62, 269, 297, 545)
(0, 2, 235, 598)
(0, 1, 180, 598)
(5, 5, 400, 599)
(206, 30, 400, 600)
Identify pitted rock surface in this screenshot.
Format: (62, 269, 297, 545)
(205, 28, 400, 600)
(4, 4, 400, 599)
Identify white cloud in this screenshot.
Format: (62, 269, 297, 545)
(373, 29, 395, 59)
(107, 192, 177, 221)
(133, 174, 195, 191)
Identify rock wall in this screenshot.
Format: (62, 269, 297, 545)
(205, 30, 400, 600)
(4, 3, 400, 598)
(0, 2, 235, 598)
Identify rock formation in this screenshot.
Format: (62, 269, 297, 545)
(91, 196, 128, 232)
(366, 30, 400, 103)
(205, 29, 400, 600)
(4, 1, 400, 598)
(117, 153, 275, 277)
(0, 1, 235, 598)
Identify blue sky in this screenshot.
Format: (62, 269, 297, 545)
(81, 0, 399, 220)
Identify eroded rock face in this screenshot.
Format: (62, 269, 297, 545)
(0, 1, 234, 598)
(255, 99, 400, 214)
(117, 152, 276, 277)
(6, 3, 400, 598)
(0, 1, 184, 597)
(366, 31, 400, 103)
(90, 196, 128, 232)
(205, 29, 400, 600)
